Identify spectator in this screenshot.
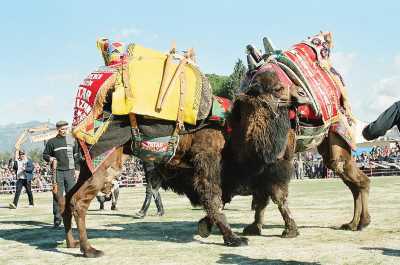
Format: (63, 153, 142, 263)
(363, 101, 400, 141)
(43, 120, 80, 228)
(133, 162, 164, 219)
(9, 150, 34, 209)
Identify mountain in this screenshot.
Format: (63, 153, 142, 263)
(0, 121, 55, 153)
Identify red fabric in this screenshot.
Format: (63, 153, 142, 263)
(289, 105, 320, 121)
(72, 69, 114, 127)
(283, 44, 341, 123)
(209, 96, 232, 121)
(298, 105, 319, 120)
(252, 63, 294, 89)
(289, 110, 296, 120)
(216, 96, 232, 112)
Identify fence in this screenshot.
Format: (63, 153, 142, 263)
(0, 177, 142, 194)
(298, 160, 400, 179)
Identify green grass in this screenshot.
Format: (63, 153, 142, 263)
(0, 176, 399, 265)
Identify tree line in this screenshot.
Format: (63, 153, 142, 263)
(206, 59, 247, 100)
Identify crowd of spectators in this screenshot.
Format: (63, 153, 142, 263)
(355, 143, 400, 166)
(293, 153, 332, 180)
(0, 157, 144, 194)
(2, 143, 400, 192)
(295, 142, 400, 179)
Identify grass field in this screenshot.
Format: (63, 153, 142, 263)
(0, 176, 399, 265)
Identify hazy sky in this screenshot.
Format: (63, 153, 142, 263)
(1, 0, 399, 125)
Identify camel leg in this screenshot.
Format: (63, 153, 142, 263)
(63, 169, 88, 248)
(266, 160, 299, 238)
(69, 147, 128, 257)
(318, 132, 370, 231)
(193, 151, 248, 247)
(197, 216, 213, 238)
(341, 159, 371, 230)
(271, 183, 299, 238)
(243, 194, 269, 236)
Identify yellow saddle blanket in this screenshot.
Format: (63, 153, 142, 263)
(112, 44, 203, 125)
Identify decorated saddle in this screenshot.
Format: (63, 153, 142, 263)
(246, 32, 356, 152)
(72, 39, 230, 172)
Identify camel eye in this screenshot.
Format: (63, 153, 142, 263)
(297, 87, 306, 97)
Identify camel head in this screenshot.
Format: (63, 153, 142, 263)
(246, 70, 291, 105)
(229, 67, 291, 166)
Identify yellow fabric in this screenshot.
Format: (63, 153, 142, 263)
(111, 44, 203, 125)
(111, 71, 131, 114)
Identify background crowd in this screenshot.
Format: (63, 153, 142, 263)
(0, 158, 144, 194)
(2, 142, 400, 194)
(292, 142, 400, 179)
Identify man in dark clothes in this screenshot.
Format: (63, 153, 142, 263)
(363, 101, 400, 141)
(43, 120, 80, 228)
(133, 162, 164, 219)
(9, 150, 34, 209)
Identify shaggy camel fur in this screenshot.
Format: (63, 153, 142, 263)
(59, 117, 248, 258)
(216, 70, 370, 238)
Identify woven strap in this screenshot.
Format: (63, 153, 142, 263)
(174, 71, 187, 135)
(79, 139, 94, 173)
(128, 113, 142, 157)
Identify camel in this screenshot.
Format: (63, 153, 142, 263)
(59, 101, 248, 258)
(215, 68, 371, 238)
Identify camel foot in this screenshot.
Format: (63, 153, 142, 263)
(198, 217, 213, 238)
(223, 235, 249, 247)
(357, 220, 371, 231)
(66, 239, 80, 248)
(81, 247, 104, 258)
(340, 223, 358, 231)
(281, 228, 299, 238)
(242, 223, 262, 236)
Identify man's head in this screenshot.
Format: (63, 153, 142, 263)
(56, 120, 69, 137)
(18, 150, 26, 160)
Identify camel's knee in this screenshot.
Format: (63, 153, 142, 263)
(329, 159, 345, 175)
(358, 177, 370, 191)
(342, 161, 371, 190)
(269, 185, 288, 206)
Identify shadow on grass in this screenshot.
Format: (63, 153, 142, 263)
(216, 253, 321, 265)
(0, 219, 203, 257)
(87, 212, 134, 218)
(191, 207, 243, 212)
(361, 247, 400, 257)
(0, 220, 62, 251)
(0, 219, 341, 258)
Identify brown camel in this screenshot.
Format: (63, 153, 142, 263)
(215, 70, 371, 238)
(59, 112, 248, 258)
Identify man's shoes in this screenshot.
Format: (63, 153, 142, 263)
(53, 219, 62, 228)
(157, 211, 165, 217)
(9, 203, 16, 209)
(28, 204, 34, 208)
(111, 204, 117, 211)
(133, 211, 145, 219)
